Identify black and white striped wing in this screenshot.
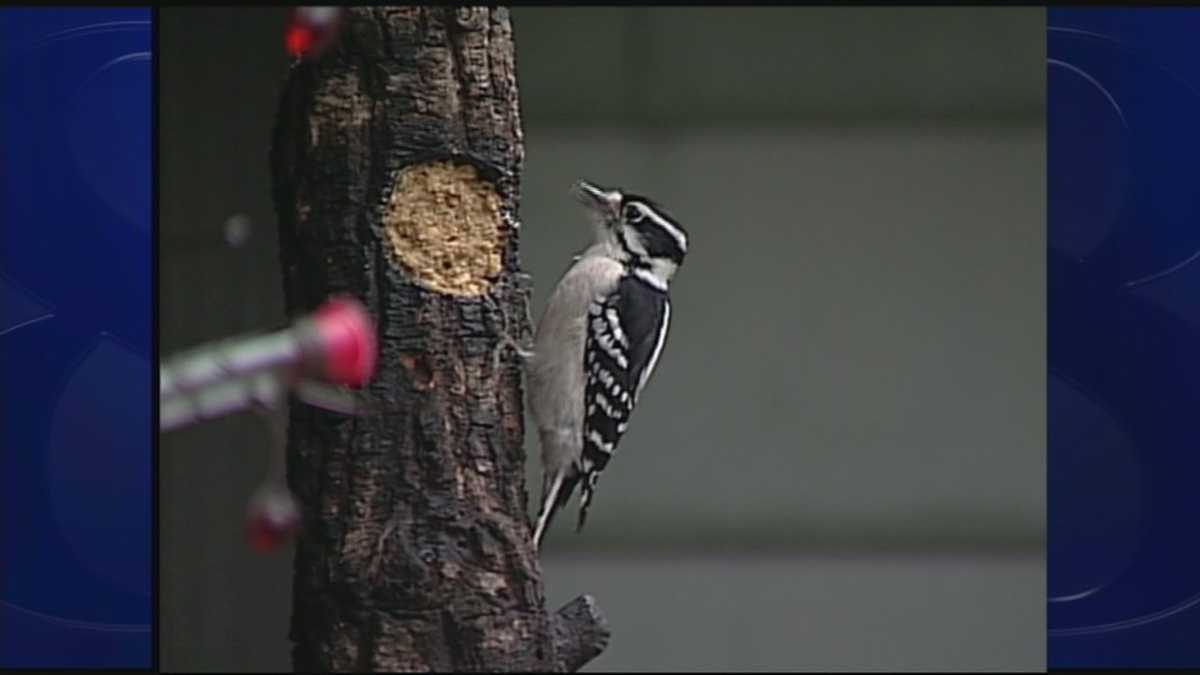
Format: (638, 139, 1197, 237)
(577, 275, 672, 530)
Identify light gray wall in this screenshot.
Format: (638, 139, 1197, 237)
(160, 7, 1045, 672)
(514, 8, 1042, 126)
(543, 552, 1043, 672)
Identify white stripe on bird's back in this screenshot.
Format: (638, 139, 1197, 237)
(637, 299, 671, 400)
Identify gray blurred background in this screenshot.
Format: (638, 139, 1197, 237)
(160, 7, 1046, 672)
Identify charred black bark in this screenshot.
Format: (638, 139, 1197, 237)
(269, 7, 607, 672)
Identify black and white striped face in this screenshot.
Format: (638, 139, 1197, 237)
(574, 180, 689, 287)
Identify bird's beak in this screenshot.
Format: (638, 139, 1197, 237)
(572, 180, 622, 223)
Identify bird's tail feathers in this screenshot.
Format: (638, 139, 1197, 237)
(576, 469, 601, 533)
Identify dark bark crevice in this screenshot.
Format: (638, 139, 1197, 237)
(271, 8, 608, 672)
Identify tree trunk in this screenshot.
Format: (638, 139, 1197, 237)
(269, 7, 607, 672)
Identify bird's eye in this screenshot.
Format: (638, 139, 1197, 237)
(623, 205, 644, 222)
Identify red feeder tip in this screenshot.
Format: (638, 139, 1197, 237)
(285, 25, 314, 58)
(246, 490, 302, 553)
(312, 296, 377, 388)
(284, 7, 345, 60)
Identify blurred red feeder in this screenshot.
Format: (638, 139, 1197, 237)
(246, 487, 302, 553)
(285, 6, 345, 59)
(312, 295, 377, 388)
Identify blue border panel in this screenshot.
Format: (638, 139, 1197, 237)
(1048, 8, 1200, 668)
(0, 7, 151, 668)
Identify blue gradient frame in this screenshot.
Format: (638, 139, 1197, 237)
(0, 7, 151, 668)
(1048, 8, 1200, 668)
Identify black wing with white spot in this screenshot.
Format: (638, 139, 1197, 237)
(577, 275, 672, 530)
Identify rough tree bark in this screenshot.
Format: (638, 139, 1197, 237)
(269, 7, 608, 672)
